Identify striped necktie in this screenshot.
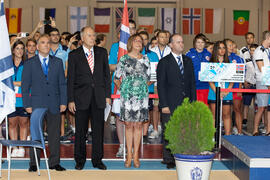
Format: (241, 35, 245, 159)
(86, 50, 94, 73)
(177, 56, 184, 75)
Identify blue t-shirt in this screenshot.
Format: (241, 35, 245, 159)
(13, 62, 24, 107)
(186, 48, 211, 90)
(142, 48, 159, 93)
(208, 82, 233, 101)
(229, 53, 244, 88)
(49, 44, 69, 70)
(108, 42, 119, 94)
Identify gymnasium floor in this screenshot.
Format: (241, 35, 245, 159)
(0, 120, 239, 179)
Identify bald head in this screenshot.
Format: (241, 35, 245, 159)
(81, 26, 96, 49)
(169, 34, 184, 55)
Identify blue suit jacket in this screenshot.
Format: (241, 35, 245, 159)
(22, 55, 67, 114)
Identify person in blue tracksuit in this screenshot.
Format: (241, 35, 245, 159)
(186, 34, 211, 105)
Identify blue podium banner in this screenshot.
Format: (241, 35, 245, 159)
(199, 63, 245, 83)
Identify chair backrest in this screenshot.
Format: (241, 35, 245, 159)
(30, 108, 48, 149)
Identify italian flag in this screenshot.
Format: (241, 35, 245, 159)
(233, 10, 249, 35)
(138, 8, 155, 34)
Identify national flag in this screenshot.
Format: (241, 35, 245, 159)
(115, 7, 133, 33)
(233, 10, 249, 35)
(236, 64, 245, 71)
(39, 8, 56, 34)
(160, 8, 176, 34)
(0, 0, 15, 123)
(5, 8, 22, 34)
(114, 0, 130, 94)
(94, 8, 110, 33)
(138, 8, 156, 34)
(69, 7, 88, 33)
(204, 8, 222, 34)
(182, 8, 201, 35)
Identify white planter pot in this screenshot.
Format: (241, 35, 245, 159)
(174, 153, 215, 180)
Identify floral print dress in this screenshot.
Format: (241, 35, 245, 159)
(114, 54, 151, 122)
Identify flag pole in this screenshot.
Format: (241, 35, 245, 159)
(5, 116, 9, 160)
(5, 116, 8, 141)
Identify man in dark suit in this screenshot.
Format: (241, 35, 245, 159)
(67, 26, 111, 170)
(22, 34, 67, 171)
(157, 34, 196, 169)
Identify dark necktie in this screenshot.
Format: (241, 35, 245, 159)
(42, 58, 48, 78)
(177, 56, 184, 75)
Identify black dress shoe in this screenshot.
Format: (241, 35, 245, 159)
(28, 165, 37, 172)
(166, 162, 176, 169)
(49, 164, 66, 171)
(75, 163, 84, 170)
(93, 161, 107, 170)
(161, 160, 169, 164)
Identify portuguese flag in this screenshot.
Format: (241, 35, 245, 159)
(233, 10, 249, 35)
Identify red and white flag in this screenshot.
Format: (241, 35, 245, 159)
(112, 0, 130, 114)
(117, 0, 130, 62)
(182, 8, 201, 35)
(204, 8, 222, 34)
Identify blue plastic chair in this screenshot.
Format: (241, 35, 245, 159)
(0, 108, 50, 180)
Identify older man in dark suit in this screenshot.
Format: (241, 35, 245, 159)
(157, 34, 196, 169)
(22, 34, 67, 172)
(67, 26, 111, 170)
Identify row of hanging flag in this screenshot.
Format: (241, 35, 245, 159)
(5, 7, 253, 36)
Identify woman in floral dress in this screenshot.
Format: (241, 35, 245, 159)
(114, 34, 150, 168)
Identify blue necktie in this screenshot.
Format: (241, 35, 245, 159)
(177, 56, 184, 75)
(42, 58, 48, 78)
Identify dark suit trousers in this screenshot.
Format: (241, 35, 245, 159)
(74, 92, 105, 165)
(161, 113, 174, 163)
(30, 111, 61, 167)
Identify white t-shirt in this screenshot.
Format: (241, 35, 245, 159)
(253, 45, 270, 82)
(240, 46, 256, 84)
(150, 45, 171, 60)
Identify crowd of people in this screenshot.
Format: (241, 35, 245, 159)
(5, 16, 270, 171)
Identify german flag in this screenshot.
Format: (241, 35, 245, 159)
(5, 8, 22, 34)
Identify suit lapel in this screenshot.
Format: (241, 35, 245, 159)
(93, 46, 99, 75)
(79, 47, 93, 76)
(34, 55, 47, 81)
(182, 55, 188, 79)
(169, 53, 184, 79)
(47, 55, 55, 81)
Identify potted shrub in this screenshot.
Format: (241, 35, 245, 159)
(165, 98, 216, 180)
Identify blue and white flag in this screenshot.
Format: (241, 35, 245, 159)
(160, 8, 176, 34)
(69, 6, 88, 33)
(0, 0, 15, 123)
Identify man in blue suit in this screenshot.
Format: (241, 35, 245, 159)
(22, 34, 67, 172)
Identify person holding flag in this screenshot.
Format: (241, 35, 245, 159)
(0, 0, 16, 138)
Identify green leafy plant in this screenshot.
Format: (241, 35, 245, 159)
(164, 98, 215, 155)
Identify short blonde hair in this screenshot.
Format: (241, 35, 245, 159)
(127, 34, 143, 53)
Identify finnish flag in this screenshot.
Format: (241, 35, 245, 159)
(0, 0, 15, 123)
